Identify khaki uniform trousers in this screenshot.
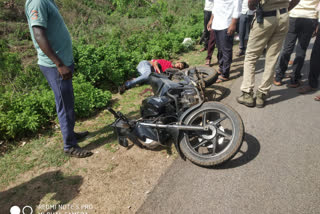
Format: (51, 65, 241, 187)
(241, 11, 289, 94)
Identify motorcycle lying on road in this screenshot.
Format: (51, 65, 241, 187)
(108, 67, 244, 167)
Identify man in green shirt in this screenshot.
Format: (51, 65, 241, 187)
(25, 0, 92, 158)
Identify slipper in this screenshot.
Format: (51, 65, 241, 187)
(216, 75, 229, 83)
(298, 86, 317, 94)
(64, 147, 93, 158)
(315, 95, 320, 101)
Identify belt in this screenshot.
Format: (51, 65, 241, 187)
(263, 8, 287, 17)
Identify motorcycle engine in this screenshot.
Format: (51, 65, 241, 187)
(140, 96, 175, 119)
(180, 89, 200, 109)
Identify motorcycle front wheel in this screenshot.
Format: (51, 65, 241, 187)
(180, 102, 244, 166)
(195, 66, 218, 87)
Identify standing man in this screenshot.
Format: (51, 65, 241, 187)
(237, 0, 300, 108)
(207, 0, 242, 83)
(200, 0, 214, 53)
(298, 11, 320, 101)
(237, 0, 255, 57)
(274, 0, 319, 88)
(25, 0, 92, 157)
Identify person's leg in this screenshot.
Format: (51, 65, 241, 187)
(274, 17, 298, 83)
(244, 15, 254, 50)
(246, 15, 254, 38)
(203, 10, 212, 50)
(220, 29, 234, 79)
(309, 23, 320, 89)
(238, 14, 246, 51)
(290, 18, 317, 84)
(206, 30, 216, 62)
(258, 12, 289, 94)
(240, 16, 277, 94)
(214, 30, 224, 73)
(40, 64, 78, 150)
(125, 60, 152, 88)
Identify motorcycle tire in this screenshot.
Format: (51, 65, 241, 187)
(179, 102, 244, 166)
(195, 66, 218, 87)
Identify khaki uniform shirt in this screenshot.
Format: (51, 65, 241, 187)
(261, 0, 289, 12)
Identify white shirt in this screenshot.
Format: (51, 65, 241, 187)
(289, 0, 320, 20)
(204, 0, 214, 11)
(241, 0, 255, 15)
(211, 0, 242, 30)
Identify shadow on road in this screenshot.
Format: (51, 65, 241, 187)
(205, 85, 231, 101)
(0, 170, 83, 213)
(212, 133, 260, 169)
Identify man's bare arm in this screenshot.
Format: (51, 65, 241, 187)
(288, 0, 300, 11)
(207, 14, 214, 31)
(32, 26, 72, 80)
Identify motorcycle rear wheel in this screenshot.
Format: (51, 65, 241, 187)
(180, 102, 244, 166)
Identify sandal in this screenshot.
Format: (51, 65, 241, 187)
(314, 95, 320, 101)
(298, 86, 317, 94)
(216, 75, 229, 83)
(205, 59, 211, 65)
(64, 147, 93, 158)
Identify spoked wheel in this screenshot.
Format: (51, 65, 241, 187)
(180, 102, 244, 166)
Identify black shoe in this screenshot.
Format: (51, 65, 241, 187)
(236, 49, 245, 57)
(74, 131, 89, 140)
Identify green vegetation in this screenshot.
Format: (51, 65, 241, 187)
(0, 0, 203, 142)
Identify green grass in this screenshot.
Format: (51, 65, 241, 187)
(0, 83, 155, 188)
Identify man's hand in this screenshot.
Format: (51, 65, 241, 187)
(207, 21, 212, 31)
(288, 0, 300, 11)
(57, 64, 72, 80)
(227, 19, 238, 36)
(248, 0, 259, 10)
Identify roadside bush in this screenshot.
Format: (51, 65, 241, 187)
(0, 76, 112, 140)
(73, 75, 112, 117)
(0, 39, 23, 91)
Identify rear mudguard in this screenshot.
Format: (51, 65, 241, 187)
(172, 101, 206, 160)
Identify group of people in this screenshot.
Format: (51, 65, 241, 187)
(200, 0, 320, 108)
(24, 0, 319, 157)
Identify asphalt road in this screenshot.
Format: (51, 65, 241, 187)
(138, 41, 320, 214)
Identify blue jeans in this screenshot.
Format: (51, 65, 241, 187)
(214, 29, 234, 78)
(125, 60, 152, 88)
(239, 13, 254, 50)
(39, 64, 78, 150)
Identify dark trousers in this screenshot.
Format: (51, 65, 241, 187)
(206, 30, 216, 60)
(239, 13, 254, 50)
(214, 29, 234, 78)
(275, 17, 318, 83)
(39, 64, 78, 150)
(200, 10, 212, 49)
(309, 23, 320, 88)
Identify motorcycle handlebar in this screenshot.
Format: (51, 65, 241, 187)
(107, 107, 120, 119)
